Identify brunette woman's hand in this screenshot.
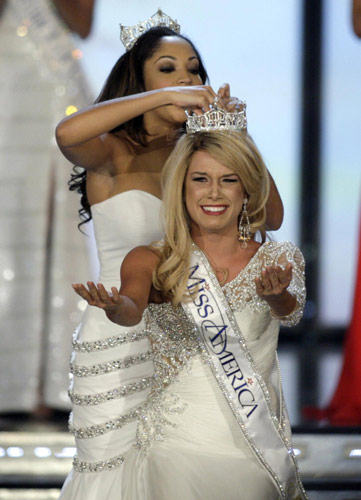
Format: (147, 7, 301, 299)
(162, 85, 217, 113)
(217, 83, 245, 112)
(72, 281, 123, 315)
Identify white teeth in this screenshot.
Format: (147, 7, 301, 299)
(202, 206, 226, 213)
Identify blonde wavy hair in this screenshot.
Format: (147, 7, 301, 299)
(153, 130, 270, 306)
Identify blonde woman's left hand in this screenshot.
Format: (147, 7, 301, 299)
(255, 263, 292, 299)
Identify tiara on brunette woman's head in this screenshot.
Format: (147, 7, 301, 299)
(185, 100, 247, 133)
(120, 8, 181, 51)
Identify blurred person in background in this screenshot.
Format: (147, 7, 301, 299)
(352, 0, 361, 36)
(0, 0, 95, 416)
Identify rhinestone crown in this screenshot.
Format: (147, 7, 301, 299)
(186, 102, 247, 133)
(120, 8, 181, 51)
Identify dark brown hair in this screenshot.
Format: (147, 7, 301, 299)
(69, 26, 209, 228)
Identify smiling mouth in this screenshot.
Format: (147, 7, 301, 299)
(201, 205, 228, 215)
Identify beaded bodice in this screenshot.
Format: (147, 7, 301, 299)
(145, 240, 305, 385)
(222, 241, 306, 327)
(131, 304, 198, 452)
(147, 304, 199, 383)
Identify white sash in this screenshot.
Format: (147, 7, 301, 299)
(182, 246, 307, 500)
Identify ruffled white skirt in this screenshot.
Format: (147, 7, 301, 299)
(61, 356, 280, 500)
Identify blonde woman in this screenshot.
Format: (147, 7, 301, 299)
(73, 130, 307, 500)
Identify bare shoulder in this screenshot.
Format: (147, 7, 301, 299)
(110, 131, 138, 156)
(88, 132, 135, 174)
(122, 246, 161, 274)
(120, 245, 160, 297)
(86, 133, 138, 204)
(126, 245, 161, 260)
(104, 131, 136, 172)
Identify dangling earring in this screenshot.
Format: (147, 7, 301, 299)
(238, 198, 251, 248)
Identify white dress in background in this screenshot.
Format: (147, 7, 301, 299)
(61, 240, 306, 500)
(0, 0, 93, 411)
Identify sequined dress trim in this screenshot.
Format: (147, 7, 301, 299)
(72, 327, 149, 353)
(73, 453, 125, 473)
(222, 241, 306, 327)
(68, 403, 147, 439)
(69, 376, 154, 406)
(70, 351, 152, 377)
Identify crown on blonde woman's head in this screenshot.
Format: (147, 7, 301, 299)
(185, 100, 247, 134)
(120, 8, 181, 51)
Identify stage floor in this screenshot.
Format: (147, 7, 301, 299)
(0, 488, 361, 499)
(0, 415, 360, 499)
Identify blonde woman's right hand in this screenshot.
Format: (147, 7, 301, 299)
(72, 281, 123, 315)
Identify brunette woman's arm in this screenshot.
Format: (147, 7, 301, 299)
(56, 86, 215, 170)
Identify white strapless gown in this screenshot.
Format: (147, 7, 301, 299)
(59, 190, 163, 499)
